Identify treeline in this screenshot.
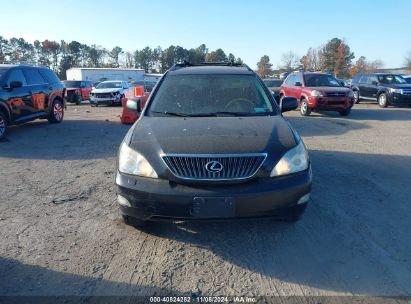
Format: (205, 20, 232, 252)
(0, 36, 243, 79)
(257, 38, 387, 79)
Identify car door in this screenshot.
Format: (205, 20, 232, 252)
(283, 74, 296, 97)
(23, 68, 49, 115)
(367, 75, 379, 100)
(4, 68, 31, 122)
(293, 72, 303, 100)
(358, 75, 369, 98)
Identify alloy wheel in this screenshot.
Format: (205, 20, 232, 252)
(54, 103, 63, 121)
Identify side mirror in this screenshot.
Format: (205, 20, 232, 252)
(126, 99, 141, 112)
(10, 81, 23, 89)
(281, 97, 298, 113)
(295, 82, 302, 87)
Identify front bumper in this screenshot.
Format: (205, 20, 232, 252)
(388, 93, 411, 105)
(308, 96, 353, 110)
(90, 96, 120, 105)
(116, 166, 312, 221)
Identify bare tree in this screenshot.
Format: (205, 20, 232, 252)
(404, 51, 411, 69)
(279, 51, 300, 71)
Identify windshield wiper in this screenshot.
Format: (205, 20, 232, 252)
(150, 111, 191, 117)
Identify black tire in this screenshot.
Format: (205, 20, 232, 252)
(76, 93, 82, 105)
(353, 90, 360, 104)
(378, 93, 388, 108)
(122, 214, 146, 228)
(339, 108, 351, 116)
(300, 98, 311, 116)
(47, 99, 64, 123)
(0, 112, 8, 141)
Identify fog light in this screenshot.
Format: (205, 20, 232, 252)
(297, 193, 310, 205)
(118, 195, 131, 207)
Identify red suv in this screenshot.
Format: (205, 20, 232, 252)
(280, 72, 354, 116)
(62, 80, 93, 105)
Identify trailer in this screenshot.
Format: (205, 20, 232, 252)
(66, 68, 145, 83)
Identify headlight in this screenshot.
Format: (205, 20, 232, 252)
(347, 90, 354, 97)
(118, 143, 158, 178)
(270, 141, 309, 177)
(311, 90, 323, 97)
(389, 88, 402, 94)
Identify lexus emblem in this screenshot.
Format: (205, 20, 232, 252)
(205, 161, 223, 173)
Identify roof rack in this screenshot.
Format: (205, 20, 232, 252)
(171, 61, 253, 72)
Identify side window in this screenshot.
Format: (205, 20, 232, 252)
(123, 82, 129, 89)
(39, 68, 60, 84)
(285, 75, 296, 86)
(368, 76, 378, 85)
(359, 76, 368, 84)
(24, 69, 46, 85)
(295, 73, 302, 85)
(6, 69, 27, 87)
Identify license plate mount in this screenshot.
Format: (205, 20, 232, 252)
(192, 197, 235, 218)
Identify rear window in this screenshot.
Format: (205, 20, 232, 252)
(148, 74, 277, 116)
(63, 81, 81, 88)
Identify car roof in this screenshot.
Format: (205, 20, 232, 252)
(168, 65, 254, 76)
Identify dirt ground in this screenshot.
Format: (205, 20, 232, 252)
(0, 102, 410, 299)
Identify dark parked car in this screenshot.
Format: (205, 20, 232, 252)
(116, 62, 312, 227)
(62, 80, 93, 104)
(351, 73, 411, 107)
(280, 72, 354, 116)
(263, 79, 283, 102)
(0, 64, 65, 140)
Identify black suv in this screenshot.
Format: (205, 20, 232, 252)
(351, 73, 411, 107)
(0, 64, 65, 140)
(116, 62, 312, 227)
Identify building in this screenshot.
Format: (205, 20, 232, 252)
(66, 68, 145, 82)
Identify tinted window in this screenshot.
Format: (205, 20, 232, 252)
(39, 68, 60, 84)
(148, 75, 276, 116)
(405, 77, 411, 84)
(359, 76, 368, 84)
(367, 76, 378, 85)
(63, 81, 82, 88)
(304, 74, 341, 87)
(6, 69, 27, 87)
(24, 69, 46, 85)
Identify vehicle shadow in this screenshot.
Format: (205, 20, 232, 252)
(138, 150, 411, 296)
(0, 257, 185, 299)
(0, 120, 130, 160)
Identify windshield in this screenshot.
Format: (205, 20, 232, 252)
(63, 81, 81, 88)
(378, 75, 407, 84)
(263, 80, 283, 87)
(304, 74, 341, 87)
(96, 81, 122, 89)
(148, 75, 276, 116)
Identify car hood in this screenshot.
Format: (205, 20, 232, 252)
(127, 116, 297, 171)
(381, 83, 411, 89)
(91, 88, 120, 93)
(306, 86, 350, 93)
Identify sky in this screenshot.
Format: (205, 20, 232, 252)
(1, 0, 410, 69)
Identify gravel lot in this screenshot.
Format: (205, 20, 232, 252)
(0, 102, 410, 299)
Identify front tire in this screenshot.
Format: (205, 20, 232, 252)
(0, 112, 8, 141)
(339, 108, 351, 116)
(353, 90, 360, 104)
(47, 99, 64, 123)
(76, 93, 82, 105)
(122, 214, 146, 228)
(378, 93, 388, 108)
(300, 98, 311, 116)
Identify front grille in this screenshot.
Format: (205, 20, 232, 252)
(95, 93, 112, 98)
(326, 92, 346, 97)
(162, 154, 266, 180)
(328, 100, 346, 105)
